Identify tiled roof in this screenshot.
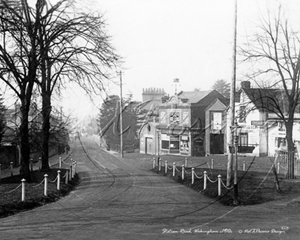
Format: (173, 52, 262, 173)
(177, 91, 212, 103)
(242, 88, 288, 112)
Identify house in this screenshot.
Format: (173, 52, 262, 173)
(139, 88, 166, 154)
(155, 90, 228, 156)
(233, 81, 300, 157)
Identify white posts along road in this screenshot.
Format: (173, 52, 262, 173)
(0, 137, 297, 240)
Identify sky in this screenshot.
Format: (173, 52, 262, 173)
(60, 0, 300, 118)
(2, 0, 300, 119)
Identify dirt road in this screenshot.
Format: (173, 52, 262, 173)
(0, 138, 298, 240)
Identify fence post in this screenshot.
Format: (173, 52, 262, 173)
(57, 170, 61, 190)
(65, 170, 69, 184)
(158, 158, 161, 172)
(30, 158, 33, 171)
(44, 174, 48, 196)
(211, 159, 214, 169)
(192, 168, 195, 184)
(10, 162, 13, 176)
(182, 165, 185, 180)
(204, 171, 207, 190)
(173, 162, 176, 177)
(59, 157, 62, 169)
(218, 175, 222, 196)
(153, 158, 156, 169)
(164, 161, 167, 174)
(243, 161, 246, 171)
(21, 179, 26, 202)
(185, 157, 188, 168)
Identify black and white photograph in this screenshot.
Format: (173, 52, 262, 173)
(0, 0, 299, 239)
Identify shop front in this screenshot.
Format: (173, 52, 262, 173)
(160, 130, 190, 155)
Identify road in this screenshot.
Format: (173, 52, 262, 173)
(0, 137, 298, 240)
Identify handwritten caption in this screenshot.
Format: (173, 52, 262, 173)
(162, 227, 288, 235)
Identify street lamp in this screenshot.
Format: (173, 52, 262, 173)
(230, 121, 242, 205)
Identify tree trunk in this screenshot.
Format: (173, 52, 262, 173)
(286, 121, 295, 179)
(19, 102, 31, 179)
(41, 92, 51, 170)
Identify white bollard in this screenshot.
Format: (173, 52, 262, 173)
(243, 161, 246, 171)
(158, 158, 161, 172)
(277, 162, 280, 174)
(152, 158, 156, 169)
(57, 170, 61, 190)
(165, 161, 168, 174)
(10, 162, 13, 176)
(211, 159, 214, 169)
(44, 174, 48, 196)
(218, 175, 222, 196)
(192, 168, 195, 184)
(182, 165, 185, 180)
(185, 157, 188, 168)
(59, 157, 62, 169)
(173, 162, 176, 177)
(204, 171, 207, 190)
(65, 170, 69, 184)
(21, 179, 26, 201)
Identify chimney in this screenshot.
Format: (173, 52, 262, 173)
(241, 81, 251, 89)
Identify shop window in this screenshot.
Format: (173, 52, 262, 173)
(162, 140, 169, 149)
(170, 140, 179, 149)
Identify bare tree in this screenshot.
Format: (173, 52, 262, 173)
(0, 0, 40, 177)
(36, 0, 119, 169)
(241, 7, 300, 179)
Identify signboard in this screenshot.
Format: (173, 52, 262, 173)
(251, 120, 264, 127)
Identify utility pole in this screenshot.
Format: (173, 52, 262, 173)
(226, 0, 237, 188)
(119, 71, 124, 158)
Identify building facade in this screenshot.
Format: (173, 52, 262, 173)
(156, 90, 228, 156)
(232, 81, 300, 157)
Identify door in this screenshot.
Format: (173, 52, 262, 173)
(210, 134, 224, 154)
(145, 137, 153, 154)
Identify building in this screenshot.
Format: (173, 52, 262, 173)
(156, 90, 228, 156)
(139, 88, 166, 154)
(233, 81, 300, 157)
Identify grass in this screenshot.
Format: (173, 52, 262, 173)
(0, 169, 79, 218)
(153, 165, 300, 206)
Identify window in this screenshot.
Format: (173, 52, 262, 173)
(161, 140, 169, 149)
(239, 133, 248, 146)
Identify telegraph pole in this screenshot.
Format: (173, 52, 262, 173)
(226, 0, 237, 188)
(119, 71, 124, 158)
